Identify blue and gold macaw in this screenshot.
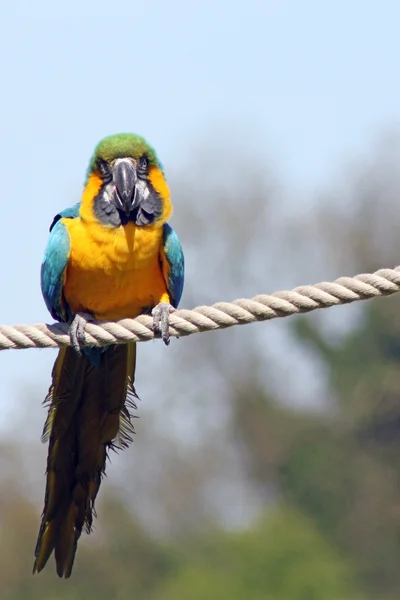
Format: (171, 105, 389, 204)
(34, 133, 184, 578)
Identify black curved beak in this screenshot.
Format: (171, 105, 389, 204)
(114, 160, 138, 215)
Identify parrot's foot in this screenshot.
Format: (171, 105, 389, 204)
(152, 302, 175, 345)
(69, 312, 94, 354)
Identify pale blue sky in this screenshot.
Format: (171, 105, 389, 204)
(1, 1, 400, 429)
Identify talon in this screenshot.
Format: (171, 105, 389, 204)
(152, 302, 175, 345)
(69, 312, 94, 354)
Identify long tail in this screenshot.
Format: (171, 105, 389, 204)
(33, 342, 137, 578)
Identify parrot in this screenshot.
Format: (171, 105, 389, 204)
(34, 133, 184, 578)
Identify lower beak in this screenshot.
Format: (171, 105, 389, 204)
(114, 161, 138, 215)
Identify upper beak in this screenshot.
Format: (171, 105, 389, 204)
(114, 160, 138, 215)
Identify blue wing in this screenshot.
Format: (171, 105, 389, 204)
(160, 223, 185, 308)
(41, 205, 80, 322)
(49, 202, 81, 232)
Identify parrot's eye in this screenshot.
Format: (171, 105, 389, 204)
(139, 155, 149, 170)
(98, 160, 112, 183)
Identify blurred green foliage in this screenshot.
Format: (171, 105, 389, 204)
(156, 508, 358, 600)
(0, 491, 359, 600)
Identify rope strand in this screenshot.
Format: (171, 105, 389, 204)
(1, 267, 399, 351)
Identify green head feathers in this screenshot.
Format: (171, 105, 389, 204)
(88, 133, 163, 177)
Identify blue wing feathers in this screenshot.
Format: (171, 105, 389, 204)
(49, 203, 81, 232)
(41, 216, 72, 322)
(43, 207, 104, 367)
(162, 223, 185, 308)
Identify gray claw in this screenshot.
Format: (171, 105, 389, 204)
(69, 312, 94, 354)
(152, 302, 175, 345)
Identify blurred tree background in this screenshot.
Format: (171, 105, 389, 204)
(2, 134, 400, 599)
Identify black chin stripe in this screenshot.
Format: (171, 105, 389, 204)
(93, 182, 164, 227)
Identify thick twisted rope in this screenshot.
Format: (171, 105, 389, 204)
(1, 267, 400, 351)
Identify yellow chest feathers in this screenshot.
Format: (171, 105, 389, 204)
(62, 218, 169, 320)
(65, 217, 162, 273)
